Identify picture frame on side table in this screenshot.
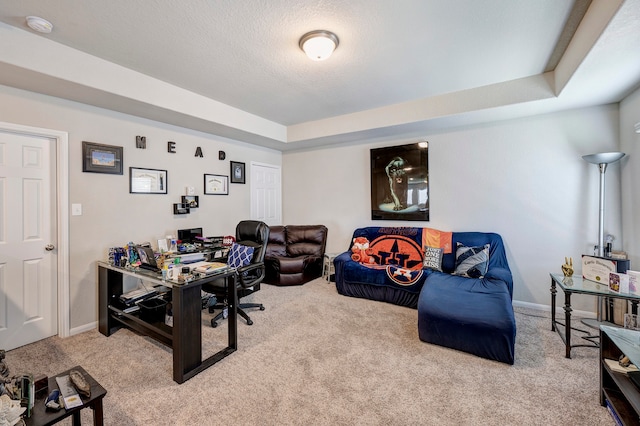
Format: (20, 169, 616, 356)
(230, 161, 246, 184)
(130, 167, 168, 194)
(204, 174, 229, 195)
(82, 141, 123, 175)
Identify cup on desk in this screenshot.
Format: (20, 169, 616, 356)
(166, 266, 177, 280)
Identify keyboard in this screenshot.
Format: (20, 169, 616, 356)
(120, 288, 157, 305)
(139, 263, 160, 272)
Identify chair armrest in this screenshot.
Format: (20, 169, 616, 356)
(484, 267, 513, 299)
(333, 251, 352, 268)
(236, 261, 266, 289)
(333, 252, 352, 285)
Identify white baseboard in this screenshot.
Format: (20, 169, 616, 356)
(512, 300, 596, 319)
(69, 321, 97, 336)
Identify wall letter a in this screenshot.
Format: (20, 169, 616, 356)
(195, 147, 203, 157)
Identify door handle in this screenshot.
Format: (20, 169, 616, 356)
(45, 244, 55, 251)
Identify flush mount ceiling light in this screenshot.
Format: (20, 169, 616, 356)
(299, 30, 339, 61)
(26, 16, 53, 33)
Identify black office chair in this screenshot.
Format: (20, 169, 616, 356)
(202, 220, 270, 327)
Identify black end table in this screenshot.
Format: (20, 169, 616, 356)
(24, 366, 106, 426)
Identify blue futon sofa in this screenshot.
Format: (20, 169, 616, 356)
(334, 227, 516, 364)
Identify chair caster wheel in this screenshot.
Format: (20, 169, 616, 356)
(211, 319, 218, 328)
(247, 319, 253, 326)
(259, 306, 265, 311)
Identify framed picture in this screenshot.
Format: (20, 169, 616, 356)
(204, 174, 229, 195)
(82, 141, 123, 174)
(130, 167, 168, 194)
(181, 195, 199, 208)
(173, 203, 190, 215)
(370, 142, 429, 221)
(230, 161, 246, 184)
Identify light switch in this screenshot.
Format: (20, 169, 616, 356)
(71, 203, 82, 216)
(186, 186, 195, 195)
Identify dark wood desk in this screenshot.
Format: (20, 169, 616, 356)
(24, 366, 106, 426)
(98, 262, 237, 383)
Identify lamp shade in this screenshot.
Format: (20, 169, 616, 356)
(582, 152, 625, 165)
(299, 30, 339, 61)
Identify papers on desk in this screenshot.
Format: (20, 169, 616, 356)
(193, 262, 230, 275)
(164, 261, 230, 284)
(55, 375, 83, 409)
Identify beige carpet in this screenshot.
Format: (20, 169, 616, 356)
(6, 278, 610, 425)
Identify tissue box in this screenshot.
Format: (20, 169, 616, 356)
(582, 255, 630, 283)
(609, 272, 630, 294)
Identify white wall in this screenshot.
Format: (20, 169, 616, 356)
(0, 84, 281, 329)
(621, 86, 640, 268)
(283, 104, 622, 311)
(0, 79, 630, 327)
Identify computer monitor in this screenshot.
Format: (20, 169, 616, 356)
(178, 227, 203, 243)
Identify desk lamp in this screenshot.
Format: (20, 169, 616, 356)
(582, 151, 625, 325)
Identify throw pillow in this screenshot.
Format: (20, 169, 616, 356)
(422, 246, 444, 271)
(227, 243, 255, 268)
(453, 243, 490, 278)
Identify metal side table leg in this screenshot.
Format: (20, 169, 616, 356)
(564, 291, 572, 358)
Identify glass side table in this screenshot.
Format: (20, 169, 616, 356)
(550, 273, 640, 358)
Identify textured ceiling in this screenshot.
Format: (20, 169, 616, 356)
(0, 0, 638, 150)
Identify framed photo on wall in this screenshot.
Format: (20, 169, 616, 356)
(173, 203, 190, 215)
(204, 174, 229, 195)
(82, 141, 123, 174)
(370, 142, 429, 221)
(130, 167, 168, 194)
(181, 195, 199, 208)
(230, 161, 246, 184)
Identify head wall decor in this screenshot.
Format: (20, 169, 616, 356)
(370, 142, 429, 221)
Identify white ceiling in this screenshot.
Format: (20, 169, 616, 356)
(0, 0, 639, 151)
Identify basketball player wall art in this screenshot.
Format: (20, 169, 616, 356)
(370, 142, 429, 221)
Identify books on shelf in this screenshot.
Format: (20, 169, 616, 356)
(604, 358, 639, 374)
(605, 398, 624, 426)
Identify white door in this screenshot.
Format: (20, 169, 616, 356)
(250, 162, 282, 226)
(0, 130, 58, 350)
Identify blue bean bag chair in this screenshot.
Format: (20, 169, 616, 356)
(417, 232, 516, 364)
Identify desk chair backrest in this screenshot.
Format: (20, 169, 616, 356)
(234, 220, 270, 288)
(236, 220, 270, 261)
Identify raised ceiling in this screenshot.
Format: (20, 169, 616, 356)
(0, 0, 639, 151)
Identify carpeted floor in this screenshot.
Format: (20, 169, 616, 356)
(6, 278, 611, 425)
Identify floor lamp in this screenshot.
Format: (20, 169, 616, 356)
(582, 151, 625, 325)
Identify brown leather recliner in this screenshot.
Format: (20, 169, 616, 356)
(264, 225, 328, 286)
